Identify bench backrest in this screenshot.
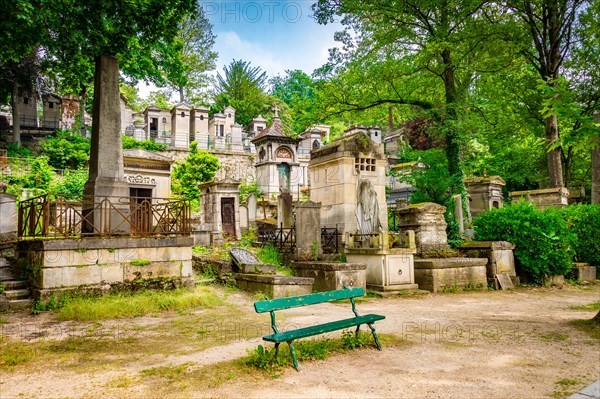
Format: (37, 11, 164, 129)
(254, 287, 365, 313)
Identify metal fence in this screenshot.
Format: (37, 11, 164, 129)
(18, 194, 190, 239)
(321, 225, 341, 254)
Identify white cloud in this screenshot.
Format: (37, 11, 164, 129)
(216, 31, 287, 77)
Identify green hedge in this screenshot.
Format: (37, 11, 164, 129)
(548, 204, 600, 266)
(473, 201, 575, 284)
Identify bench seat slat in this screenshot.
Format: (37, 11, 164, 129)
(254, 287, 365, 313)
(262, 314, 385, 343)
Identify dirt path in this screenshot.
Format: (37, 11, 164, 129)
(1, 285, 599, 399)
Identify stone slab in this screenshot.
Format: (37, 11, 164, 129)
(237, 263, 276, 274)
(495, 273, 514, 290)
(234, 273, 314, 298)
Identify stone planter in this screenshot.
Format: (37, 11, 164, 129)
(414, 257, 487, 293)
(292, 262, 367, 292)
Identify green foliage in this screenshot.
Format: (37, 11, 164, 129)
(119, 83, 142, 112)
(171, 141, 220, 200)
(238, 179, 262, 204)
(473, 201, 576, 284)
(240, 228, 256, 247)
(5, 156, 53, 198)
(548, 205, 600, 266)
(50, 169, 87, 198)
(5, 143, 33, 158)
(122, 135, 168, 151)
(39, 129, 90, 170)
(256, 244, 282, 267)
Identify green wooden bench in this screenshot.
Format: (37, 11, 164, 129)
(254, 286, 385, 370)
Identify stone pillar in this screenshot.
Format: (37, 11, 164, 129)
(83, 54, 129, 234)
(277, 192, 293, 228)
(295, 200, 322, 259)
(0, 189, 17, 241)
(454, 194, 464, 233)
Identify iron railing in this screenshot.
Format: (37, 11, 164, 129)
(258, 223, 296, 254)
(321, 225, 340, 254)
(18, 194, 190, 239)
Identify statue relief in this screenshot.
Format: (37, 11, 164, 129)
(356, 178, 381, 234)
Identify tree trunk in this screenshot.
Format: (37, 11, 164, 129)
(592, 112, 600, 204)
(179, 86, 184, 103)
(545, 114, 564, 188)
(593, 149, 600, 204)
(11, 82, 21, 146)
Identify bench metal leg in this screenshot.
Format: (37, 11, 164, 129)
(274, 342, 280, 359)
(355, 325, 360, 338)
(368, 323, 382, 350)
(288, 341, 299, 371)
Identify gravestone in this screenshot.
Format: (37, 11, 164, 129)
(454, 194, 464, 234)
(295, 200, 322, 259)
(229, 247, 275, 274)
(277, 192, 293, 228)
(239, 205, 249, 230)
(247, 193, 257, 223)
(82, 54, 129, 234)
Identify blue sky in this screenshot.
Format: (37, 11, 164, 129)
(138, 1, 341, 98)
(207, 1, 340, 77)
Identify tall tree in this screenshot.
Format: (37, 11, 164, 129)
(166, 4, 217, 104)
(312, 0, 517, 203)
(510, 0, 586, 188)
(270, 70, 317, 132)
(213, 60, 274, 127)
(0, 0, 45, 145)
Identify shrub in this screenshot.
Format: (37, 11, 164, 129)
(122, 135, 168, 151)
(473, 201, 575, 284)
(39, 129, 90, 170)
(548, 205, 600, 266)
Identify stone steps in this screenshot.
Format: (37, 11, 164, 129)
(3, 288, 31, 300)
(0, 251, 34, 311)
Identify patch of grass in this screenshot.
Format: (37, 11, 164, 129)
(56, 286, 224, 321)
(0, 340, 36, 370)
(441, 284, 459, 293)
(463, 282, 485, 292)
(193, 245, 212, 255)
(539, 331, 568, 341)
(106, 375, 139, 388)
(570, 301, 600, 311)
(130, 259, 151, 266)
(141, 362, 196, 379)
(243, 332, 404, 374)
(551, 378, 581, 398)
(570, 319, 600, 339)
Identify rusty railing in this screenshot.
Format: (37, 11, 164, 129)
(18, 195, 190, 239)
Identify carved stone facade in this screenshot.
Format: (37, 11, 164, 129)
(123, 149, 173, 199)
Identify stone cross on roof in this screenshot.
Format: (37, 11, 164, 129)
(272, 105, 280, 118)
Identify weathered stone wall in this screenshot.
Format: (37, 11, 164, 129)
(0, 192, 17, 242)
(16, 237, 193, 299)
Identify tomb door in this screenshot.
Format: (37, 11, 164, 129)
(130, 188, 152, 234)
(221, 197, 236, 236)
